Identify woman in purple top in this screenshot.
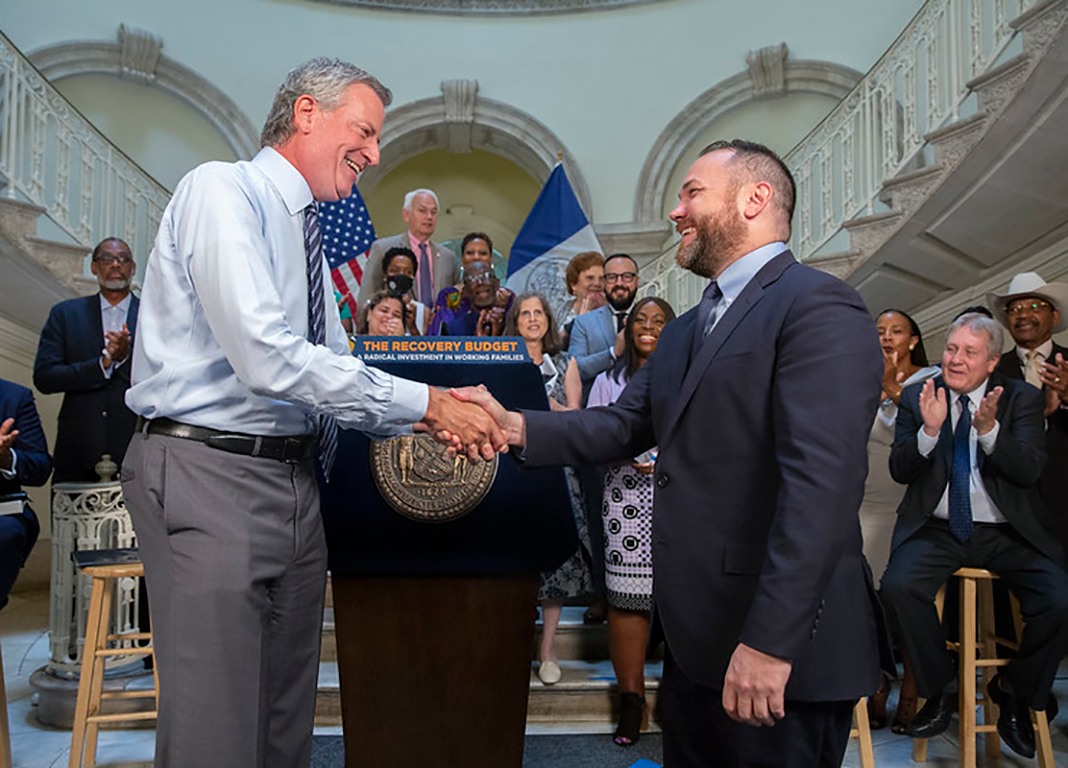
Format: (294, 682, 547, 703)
(427, 232, 514, 334)
(587, 296, 675, 747)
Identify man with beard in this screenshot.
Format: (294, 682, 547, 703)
(453, 140, 887, 766)
(439, 261, 505, 335)
(569, 253, 640, 403)
(986, 272, 1068, 554)
(34, 237, 139, 482)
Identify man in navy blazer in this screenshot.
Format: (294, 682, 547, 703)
(881, 313, 1068, 758)
(34, 238, 139, 482)
(0, 378, 52, 610)
(456, 141, 886, 765)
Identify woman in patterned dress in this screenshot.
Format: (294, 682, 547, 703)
(504, 292, 591, 686)
(587, 296, 675, 746)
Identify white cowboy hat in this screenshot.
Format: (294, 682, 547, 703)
(985, 272, 1068, 333)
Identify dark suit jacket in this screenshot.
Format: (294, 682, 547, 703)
(33, 294, 139, 482)
(356, 232, 459, 307)
(890, 374, 1062, 564)
(994, 344, 1068, 552)
(524, 251, 886, 701)
(0, 379, 51, 602)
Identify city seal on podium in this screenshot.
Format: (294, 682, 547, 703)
(370, 433, 498, 523)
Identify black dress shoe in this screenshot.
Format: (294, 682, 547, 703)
(987, 675, 1036, 759)
(904, 691, 954, 739)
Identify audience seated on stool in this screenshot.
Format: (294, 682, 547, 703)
(881, 312, 1068, 759)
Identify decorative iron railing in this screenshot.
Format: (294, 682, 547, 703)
(0, 29, 170, 263)
(641, 0, 1040, 312)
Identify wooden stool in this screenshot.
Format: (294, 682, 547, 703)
(850, 697, 876, 768)
(911, 567, 1054, 767)
(0, 636, 11, 768)
(69, 551, 157, 768)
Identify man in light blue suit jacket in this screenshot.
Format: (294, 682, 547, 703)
(569, 253, 640, 403)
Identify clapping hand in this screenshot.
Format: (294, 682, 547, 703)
(971, 386, 1003, 436)
(0, 417, 17, 470)
(918, 379, 947, 437)
(476, 307, 505, 337)
(103, 324, 131, 367)
(881, 350, 907, 403)
(1040, 353, 1068, 398)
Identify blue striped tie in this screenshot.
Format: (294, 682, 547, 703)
(304, 204, 338, 480)
(948, 397, 973, 542)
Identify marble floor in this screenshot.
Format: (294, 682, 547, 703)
(3, 588, 1068, 767)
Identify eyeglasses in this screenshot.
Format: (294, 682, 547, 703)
(605, 272, 638, 285)
(1006, 300, 1052, 315)
(463, 273, 496, 286)
(93, 255, 134, 266)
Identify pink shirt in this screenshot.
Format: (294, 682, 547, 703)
(407, 231, 435, 301)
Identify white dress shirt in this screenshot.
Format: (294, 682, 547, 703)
(99, 293, 132, 380)
(127, 147, 428, 437)
(916, 381, 1006, 524)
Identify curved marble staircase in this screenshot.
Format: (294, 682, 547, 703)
(641, 0, 1068, 343)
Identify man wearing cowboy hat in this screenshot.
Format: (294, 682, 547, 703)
(987, 271, 1068, 553)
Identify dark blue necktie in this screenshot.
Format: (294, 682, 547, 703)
(304, 205, 338, 480)
(948, 397, 973, 542)
(691, 280, 722, 357)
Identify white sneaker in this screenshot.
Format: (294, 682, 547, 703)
(538, 660, 562, 685)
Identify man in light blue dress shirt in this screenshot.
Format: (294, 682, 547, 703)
(122, 58, 503, 768)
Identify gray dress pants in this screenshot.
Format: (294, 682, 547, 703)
(122, 430, 327, 768)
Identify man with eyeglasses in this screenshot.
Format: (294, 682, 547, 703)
(987, 272, 1068, 553)
(438, 260, 505, 336)
(570, 253, 641, 401)
(33, 237, 139, 481)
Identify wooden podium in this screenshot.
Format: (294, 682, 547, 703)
(320, 347, 577, 767)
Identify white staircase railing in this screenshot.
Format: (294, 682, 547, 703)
(0, 28, 170, 262)
(641, 0, 1041, 313)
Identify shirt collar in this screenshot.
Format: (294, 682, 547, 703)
(951, 379, 990, 411)
(408, 231, 431, 250)
(253, 146, 313, 216)
(1016, 339, 1053, 364)
(100, 293, 132, 312)
(715, 241, 788, 304)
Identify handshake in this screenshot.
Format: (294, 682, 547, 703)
(417, 385, 527, 460)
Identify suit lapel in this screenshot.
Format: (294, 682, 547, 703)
(662, 251, 794, 441)
(937, 378, 955, 478)
(128, 296, 140, 342)
(86, 294, 104, 348)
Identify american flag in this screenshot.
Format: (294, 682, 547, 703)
(320, 184, 377, 316)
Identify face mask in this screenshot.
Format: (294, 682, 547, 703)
(386, 274, 413, 298)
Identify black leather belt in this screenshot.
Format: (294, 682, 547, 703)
(137, 417, 314, 464)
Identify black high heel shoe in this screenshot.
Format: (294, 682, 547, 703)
(613, 693, 648, 747)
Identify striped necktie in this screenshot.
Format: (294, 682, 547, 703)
(304, 204, 338, 480)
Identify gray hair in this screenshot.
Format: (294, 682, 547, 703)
(403, 189, 439, 211)
(260, 58, 392, 148)
(948, 312, 1004, 360)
